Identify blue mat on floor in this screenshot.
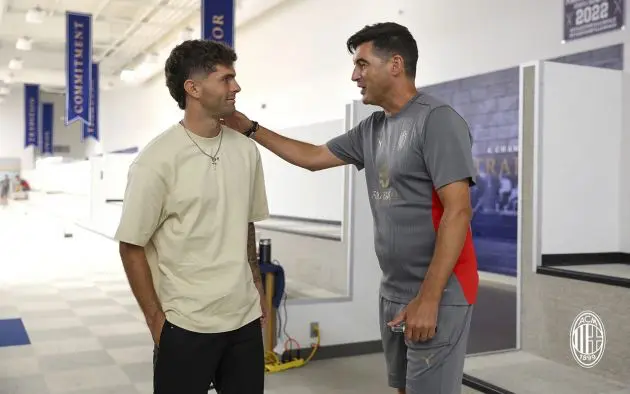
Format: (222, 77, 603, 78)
(0, 318, 30, 347)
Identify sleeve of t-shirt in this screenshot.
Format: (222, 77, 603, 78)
(114, 163, 167, 246)
(249, 148, 270, 222)
(325, 118, 367, 170)
(422, 106, 477, 190)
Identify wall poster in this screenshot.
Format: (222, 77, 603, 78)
(564, 0, 625, 42)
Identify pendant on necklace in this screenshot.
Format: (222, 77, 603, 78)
(210, 157, 219, 168)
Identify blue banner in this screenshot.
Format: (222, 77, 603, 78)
(24, 84, 39, 148)
(42, 102, 54, 155)
(202, 0, 234, 47)
(83, 63, 99, 141)
(65, 11, 92, 126)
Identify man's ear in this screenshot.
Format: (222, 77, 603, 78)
(183, 79, 200, 99)
(390, 55, 405, 76)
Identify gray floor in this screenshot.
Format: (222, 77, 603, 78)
(265, 353, 482, 393)
(0, 205, 485, 394)
(465, 351, 630, 394)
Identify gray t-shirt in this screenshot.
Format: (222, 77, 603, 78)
(327, 92, 479, 306)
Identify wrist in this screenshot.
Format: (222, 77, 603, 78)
(146, 308, 163, 324)
(417, 284, 442, 304)
(244, 121, 259, 138)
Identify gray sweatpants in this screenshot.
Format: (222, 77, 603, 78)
(379, 296, 473, 394)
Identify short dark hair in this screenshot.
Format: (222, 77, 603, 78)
(164, 39, 237, 110)
(346, 22, 418, 78)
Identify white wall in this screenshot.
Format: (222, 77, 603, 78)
(259, 119, 345, 221)
(0, 87, 34, 170)
(43, 92, 85, 160)
(0, 88, 87, 170)
(100, 80, 183, 154)
(540, 62, 623, 255)
(231, 0, 630, 131)
(96, 0, 630, 222)
(621, 75, 630, 253)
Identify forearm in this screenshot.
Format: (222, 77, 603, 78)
(253, 126, 322, 170)
(418, 208, 472, 302)
(247, 223, 264, 293)
(119, 243, 162, 323)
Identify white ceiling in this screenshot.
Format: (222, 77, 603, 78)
(0, 0, 292, 93)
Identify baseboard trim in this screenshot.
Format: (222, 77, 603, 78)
(462, 374, 515, 394)
(537, 266, 630, 289)
(297, 340, 383, 362)
(542, 252, 630, 266)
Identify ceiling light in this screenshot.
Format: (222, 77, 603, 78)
(25, 6, 45, 24)
(8, 58, 23, 70)
(16, 37, 33, 51)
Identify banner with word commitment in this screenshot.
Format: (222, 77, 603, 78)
(65, 11, 93, 126)
(202, 0, 234, 47)
(564, 0, 625, 42)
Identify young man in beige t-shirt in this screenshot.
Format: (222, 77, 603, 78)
(115, 40, 270, 393)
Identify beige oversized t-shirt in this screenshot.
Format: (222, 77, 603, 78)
(114, 122, 269, 333)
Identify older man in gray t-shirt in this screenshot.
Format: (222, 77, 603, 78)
(327, 92, 478, 308)
(223, 22, 478, 394)
(326, 91, 478, 392)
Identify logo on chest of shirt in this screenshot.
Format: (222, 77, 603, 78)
(374, 160, 400, 202)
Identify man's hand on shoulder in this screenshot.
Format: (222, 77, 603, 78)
(221, 110, 253, 134)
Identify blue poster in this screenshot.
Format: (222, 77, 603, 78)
(65, 11, 92, 126)
(42, 102, 54, 155)
(202, 0, 234, 47)
(82, 63, 99, 141)
(24, 84, 39, 148)
(422, 68, 520, 277)
(564, 0, 625, 42)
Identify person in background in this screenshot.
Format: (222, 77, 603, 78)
(114, 39, 270, 394)
(0, 175, 10, 207)
(223, 22, 478, 394)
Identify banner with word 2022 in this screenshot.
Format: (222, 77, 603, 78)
(564, 0, 625, 42)
(65, 11, 93, 126)
(24, 84, 39, 148)
(42, 102, 54, 155)
(202, 0, 234, 47)
(82, 63, 99, 141)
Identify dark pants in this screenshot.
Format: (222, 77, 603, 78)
(153, 318, 264, 394)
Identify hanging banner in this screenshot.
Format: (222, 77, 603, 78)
(563, 0, 625, 42)
(83, 63, 99, 141)
(201, 0, 234, 47)
(24, 84, 39, 148)
(65, 11, 93, 126)
(42, 102, 54, 155)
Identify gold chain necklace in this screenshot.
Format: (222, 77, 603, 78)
(180, 121, 223, 168)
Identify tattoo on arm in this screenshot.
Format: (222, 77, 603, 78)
(247, 223, 262, 284)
